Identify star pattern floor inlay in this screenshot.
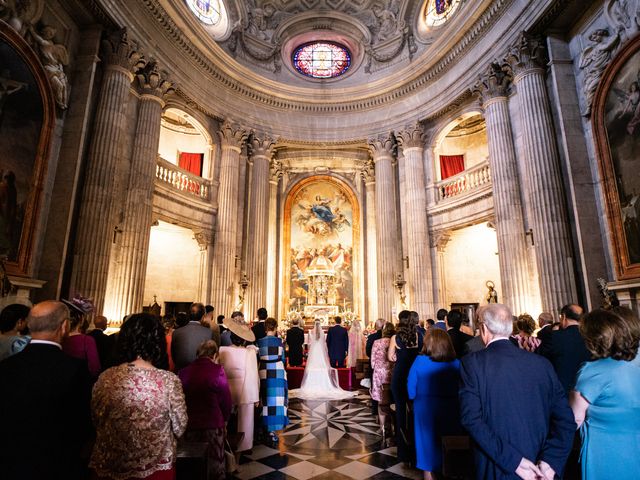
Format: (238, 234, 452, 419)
(233, 390, 423, 480)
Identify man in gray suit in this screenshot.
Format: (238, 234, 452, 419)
(171, 302, 213, 371)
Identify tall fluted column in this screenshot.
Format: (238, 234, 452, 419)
(212, 122, 248, 316)
(70, 29, 145, 314)
(474, 63, 532, 315)
(362, 160, 378, 321)
(397, 124, 434, 317)
(108, 62, 174, 322)
(506, 34, 576, 311)
(369, 135, 399, 321)
(245, 135, 275, 318)
(266, 159, 283, 315)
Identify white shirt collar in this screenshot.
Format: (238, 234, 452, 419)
(487, 336, 509, 346)
(30, 339, 62, 349)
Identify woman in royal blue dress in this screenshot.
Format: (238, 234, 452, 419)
(408, 328, 463, 480)
(257, 317, 289, 444)
(570, 308, 640, 480)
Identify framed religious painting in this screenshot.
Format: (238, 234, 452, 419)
(593, 34, 640, 279)
(0, 23, 55, 276)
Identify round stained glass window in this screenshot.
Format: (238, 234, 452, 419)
(293, 41, 351, 79)
(424, 0, 461, 27)
(186, 0, 222, 26)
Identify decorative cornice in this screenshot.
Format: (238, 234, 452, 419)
(139, 0, 515, 114)
(473, 62, 513, 104)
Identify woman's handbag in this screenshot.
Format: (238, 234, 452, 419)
(224, 437, 237, 473)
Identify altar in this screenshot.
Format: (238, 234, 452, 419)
(301, 254, 340, 323)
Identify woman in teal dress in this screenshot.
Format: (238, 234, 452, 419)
(570, 308, 640, 480)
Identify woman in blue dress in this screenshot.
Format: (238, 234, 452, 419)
(570, 308, 640, 480)
(408, 328, 463, 480)
(257, 317, 289, 444)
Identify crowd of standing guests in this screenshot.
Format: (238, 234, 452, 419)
(0, 300, 290, 480)
(1, 296, 639, 480)
(366, 303, 640, 480)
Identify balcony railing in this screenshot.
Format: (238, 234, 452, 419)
(435, 161, 491, 202)
(155, 155, 210, 201)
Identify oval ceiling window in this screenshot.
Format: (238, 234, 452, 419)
(424, 0, 461, 27)
(293, 41, 352, 79)
(186, 0, 222, 25)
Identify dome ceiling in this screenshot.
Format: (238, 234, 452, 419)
(106, 0, 561, 140)
(183, 0, 466, 89)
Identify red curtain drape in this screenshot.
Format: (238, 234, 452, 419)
(439, 154, 465, 180)
(178, 152, 203, 177)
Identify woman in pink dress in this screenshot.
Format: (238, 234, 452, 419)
(370, 322, 396, 439)
(62, 295, 101, 378)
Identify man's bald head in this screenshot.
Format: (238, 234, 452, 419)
(375, 318, 385, 330)
(27, 301, 69, 334)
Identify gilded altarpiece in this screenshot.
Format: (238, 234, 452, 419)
(284, 176, 360, 317)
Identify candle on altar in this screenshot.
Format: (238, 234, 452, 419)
(343, 298, 346, 310)
(297, 298, 300, 310)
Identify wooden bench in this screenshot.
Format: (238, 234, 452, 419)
(176, 441, 208, 480)
(441, 435, 473, 479)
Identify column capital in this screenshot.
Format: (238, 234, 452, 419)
(360, 159, 375, 184)
(218, 121, 248, 151)
(193, 230, 214, 251)
(473, 62, 513, 105)
(249, 134, 276, 159)
(134, 60, 175, 102)
(269, 158, 286, 182)
(430, 231, 451, 252)
(505, 32, 547, 80)
(101, 28, 146, 76)
(368, 133, 396, 162)
(396, 123, 425, 150)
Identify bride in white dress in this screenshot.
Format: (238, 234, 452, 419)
(290, 320, 357, 400)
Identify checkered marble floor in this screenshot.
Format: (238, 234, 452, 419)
(233, 391, 422, 480)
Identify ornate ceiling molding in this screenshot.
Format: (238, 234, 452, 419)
(137, 0, 515, 114)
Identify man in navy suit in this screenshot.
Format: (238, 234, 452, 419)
(0, 301, 92, 480)
(326, 316, 349, 367)
(537, 304, 591, 395)
(459, 304, 575, 480)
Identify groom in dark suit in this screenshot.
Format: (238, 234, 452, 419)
(459, 304, 575, 480)
(326, 316, 349, 367)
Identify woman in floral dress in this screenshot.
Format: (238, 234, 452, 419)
(370, 322, 395, 438)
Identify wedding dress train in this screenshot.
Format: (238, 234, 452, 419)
(290, 321, 357, 400)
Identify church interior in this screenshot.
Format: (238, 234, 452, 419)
(1, 0, 640, 478)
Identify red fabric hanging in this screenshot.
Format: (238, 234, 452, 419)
(439, 154, 465, 180)
(178, 152, 203, 176)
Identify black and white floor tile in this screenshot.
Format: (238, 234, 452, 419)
(233, 392, 422, 480)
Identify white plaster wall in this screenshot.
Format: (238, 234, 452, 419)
(143, 220, 201, 312)
(434, 128, 489, 180)
(443, 222, 503, 308)
(158, 125, 208, 166)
